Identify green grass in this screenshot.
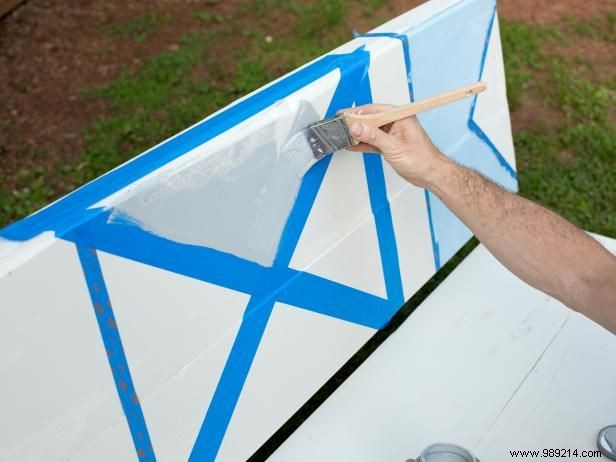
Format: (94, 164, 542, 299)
(563, 10, 616, 42)
(193, 11, 226, 24)
(500, 12, 616, 236)
(1, 4, 615, 240)
(105, 12, 170, 43)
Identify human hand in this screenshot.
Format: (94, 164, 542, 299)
(343, 104, 452, 189)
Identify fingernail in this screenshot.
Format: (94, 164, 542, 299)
(351, 124, 362, 136)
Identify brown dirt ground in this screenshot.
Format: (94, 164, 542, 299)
(0, 0, 613, 187)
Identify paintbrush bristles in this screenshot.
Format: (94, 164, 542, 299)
(281, 113, 355, 178)
(281, 129, 317, 178)
(305, 114, 354, 157)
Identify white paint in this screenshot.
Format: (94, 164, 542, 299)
(139, 326, 240, 462)
(0, 240, 133, 462)
(97, 72, 339, 267)
(92, 72, 340, 209)
(69, 419, 135, 462)
(98, 251, 250, 400)
(473, 13, 517, 170)
(365, 37, 411, 106)
(289, 149, 386, 297)
(114, 99, 317, 268)
(270, 244, 575, 461)
(280, 129, 317, 178)
(217, 301, 375, 461)
(475, 236, 616, 461)
(477, 312, 616, 461)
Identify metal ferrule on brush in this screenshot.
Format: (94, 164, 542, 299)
(304, 114, 354, 159)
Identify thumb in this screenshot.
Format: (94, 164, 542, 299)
(350, 123, 398, 153)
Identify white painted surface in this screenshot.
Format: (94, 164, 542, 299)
(476, 236, 616, 461)
(99, 251, 250, 399)
(290, 149, 386, 296)
(69, 419, 135, 462)
(270, 238, 616, 462)
(140, 328, 240, 462)
(95, 71, 340, 211)
(111, 75, 339, 267)
(0, 240, 134, 462)
(365, 37, 410, 106)
(0, 231, 55, 278)
(97, 251, 252, 461)
(218, 302, 375, 461)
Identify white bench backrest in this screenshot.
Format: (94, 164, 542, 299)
(0, 0, 515, 460)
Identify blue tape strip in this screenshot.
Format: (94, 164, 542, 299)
(350, 59, 404, 306)
(353, 31, 444, 276)
(76, 245, 156, 461)
(63, 212, 391, 329)
(364, 154, 405, 305)
(188, 295, 275, 462)
(188, 45, 379, 462)
(424, 189, 441, 270)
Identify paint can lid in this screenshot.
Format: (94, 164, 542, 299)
(597, 425, 616, 461)
(416, 443, 479, 462)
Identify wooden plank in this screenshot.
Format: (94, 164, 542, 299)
(0, 0, 26, 18)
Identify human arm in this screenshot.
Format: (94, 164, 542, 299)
(346, 105, 616, 334)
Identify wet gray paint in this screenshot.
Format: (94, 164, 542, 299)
(114, 100, 321, 267)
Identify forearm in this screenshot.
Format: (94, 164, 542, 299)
(346, 113, 616, 333)
(427, 158, 616, 333)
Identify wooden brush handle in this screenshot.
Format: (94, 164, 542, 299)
(343, 82, 487, 128)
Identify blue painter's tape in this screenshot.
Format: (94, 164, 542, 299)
(63, 212, 391, 329)
(65, 211, 285, 299)
(76, 245, 156, 461)
(424, 190, 441, 270)
(477, 5, 498, 91)
(278, 271, 393, 329)
(188, 295, 276, 462)
(364, 154, 405, 306)
(469, 119, 517, 181)
(468, 5, 518, 182)
(351, 61, 404, 307)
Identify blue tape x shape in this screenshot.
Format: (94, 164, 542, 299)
(65, 45, 405, 461)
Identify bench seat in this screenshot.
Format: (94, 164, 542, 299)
(271, 236, 616, 461)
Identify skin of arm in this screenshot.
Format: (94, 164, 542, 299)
(345, 104, 616, 334)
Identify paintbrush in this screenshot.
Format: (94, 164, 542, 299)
(283, 81, 486, 177)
